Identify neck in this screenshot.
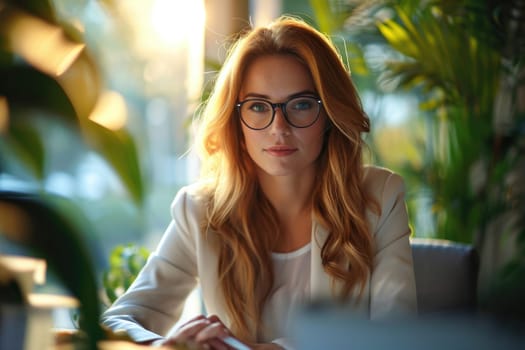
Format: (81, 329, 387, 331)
(256, 169, 316, 253)
(257, 170, 316, 217)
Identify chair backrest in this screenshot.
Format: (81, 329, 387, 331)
(410, 238, 479, 315)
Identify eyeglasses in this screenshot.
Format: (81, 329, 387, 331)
(236, 95, 322, 130)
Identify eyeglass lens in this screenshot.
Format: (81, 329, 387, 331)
(238, 96, 321, 130)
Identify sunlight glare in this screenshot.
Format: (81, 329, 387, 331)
(150, 0, 205, 47)
(6, 10, 84, 76)
(89, 91, 128, 130)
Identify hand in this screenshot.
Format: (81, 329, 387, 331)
(157, 314, 246, 350)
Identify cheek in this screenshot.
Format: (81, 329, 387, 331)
(308, 133, 326, 157)
(302, 122, 327, 154)
(241, 127, 259, 159)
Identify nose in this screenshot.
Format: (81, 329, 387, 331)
(269, 106, 291, 135)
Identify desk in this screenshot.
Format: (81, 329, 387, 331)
(1, 304, 206, 350)
(0, 309, 183, 350)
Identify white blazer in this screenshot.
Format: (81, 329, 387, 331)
(101, 166, 417, 344)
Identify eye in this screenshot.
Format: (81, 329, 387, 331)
(290, 97, 315, 111)
(247, 101, 270, 113)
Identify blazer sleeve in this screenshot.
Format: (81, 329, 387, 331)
(369, 171, 418, 319)
(100, 187, 200, 343)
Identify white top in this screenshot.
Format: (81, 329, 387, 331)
(264, 243, 311, 341)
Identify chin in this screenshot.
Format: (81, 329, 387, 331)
(258, 166, 300, 177)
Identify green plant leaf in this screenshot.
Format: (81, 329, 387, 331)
(310, 0, 348, 34)
(0, 64, 79, 125)
(0, 61, 145, 205)
(102, 243, 150, 303)
(1, 120, 45, 180)
(81, 120, 145, 206)
(377, 19, 418, 58)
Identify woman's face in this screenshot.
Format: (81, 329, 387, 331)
(238, 54, 327, 179)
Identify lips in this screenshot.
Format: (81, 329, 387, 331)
(264, 145, 297, 157)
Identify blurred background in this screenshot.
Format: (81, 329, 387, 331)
(1, 0, 524, 338)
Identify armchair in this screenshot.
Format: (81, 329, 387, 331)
(410, 238, 479, 315)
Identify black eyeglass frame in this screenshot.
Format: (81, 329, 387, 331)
(236, 95, 323, 130)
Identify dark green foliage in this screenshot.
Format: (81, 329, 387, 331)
(0, 191, 104, 349)
(0, 0, 146, 347)
(308, 0, 525, 320)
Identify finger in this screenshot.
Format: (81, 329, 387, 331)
(195, 321, 230, 343)
(206, 314, 223, 323)
(205, 314, 232, 336)
(171, 318, 213, 342)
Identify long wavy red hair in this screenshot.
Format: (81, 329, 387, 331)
(195, 16, 377, 342)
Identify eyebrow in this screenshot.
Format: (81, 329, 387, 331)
(241, 89, 318, 100)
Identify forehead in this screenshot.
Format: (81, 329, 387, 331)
(239, 54, 316, 100)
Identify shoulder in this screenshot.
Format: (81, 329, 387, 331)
(362, 165, 406, 203)
(170, 182, 211, 222)
(362, 165, 408, 238)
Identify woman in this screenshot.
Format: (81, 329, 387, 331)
(101, 16, 417, 349)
